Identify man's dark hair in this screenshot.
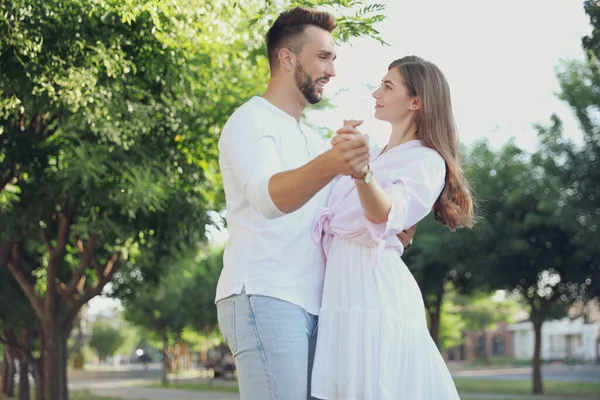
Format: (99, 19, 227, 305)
(266, 7, 336, 70)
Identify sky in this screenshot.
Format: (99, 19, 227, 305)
(308, 0, 591, 151)
(87, 0, 592, 316)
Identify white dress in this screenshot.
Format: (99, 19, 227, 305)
(311, 141, 460, 400)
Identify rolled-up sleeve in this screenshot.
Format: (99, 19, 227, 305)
(219, 111, 286, 219)
(365, 153, 446, 241)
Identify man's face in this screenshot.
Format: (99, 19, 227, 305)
(293, 26, 337, 104)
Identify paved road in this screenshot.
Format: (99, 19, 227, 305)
(70, 363, 600, 384)
(69, 363, 161, 382)
(70, 363, 600, 399)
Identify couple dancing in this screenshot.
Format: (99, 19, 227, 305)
(215, 6, 474, 400)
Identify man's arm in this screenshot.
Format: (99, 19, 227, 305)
(221, 115, 370, 219)
(397, 224, 417, 249)
(268, 136, 370, 214)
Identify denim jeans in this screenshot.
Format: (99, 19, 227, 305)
(217, 292, 318, 400)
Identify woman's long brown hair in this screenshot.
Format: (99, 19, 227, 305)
(389, 56, 474, 230)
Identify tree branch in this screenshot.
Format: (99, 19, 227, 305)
(61, 235, 97, 304)
(91, 255, 103, 276)
(77, 275, 87, 293)
(6, 243, 44, 320)
(549, 289, 562, 304)
(0, 339, 37, 367)
(0, 240, 13, 266)
(47, 211, 71, 317)
(0, 174, 19, 193)
(61, 251, 121, 327)
(41, 229, 52, 253)
(0, 328, 37, 366)
(55, 211, 70, 257)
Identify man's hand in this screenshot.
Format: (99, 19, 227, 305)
(333, 121, 417, 245)
(331, 119, 365, 145)
(324, 119, 370, 177)
(329, 119, 370, 177)
(397, 224, 417, 249)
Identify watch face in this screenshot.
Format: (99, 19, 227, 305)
(364, 170, 373, 184)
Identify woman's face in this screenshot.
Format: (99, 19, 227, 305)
(372, 68, 417, 123)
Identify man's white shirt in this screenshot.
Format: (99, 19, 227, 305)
(215, 96, 331, 315)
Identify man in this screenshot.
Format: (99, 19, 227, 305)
(215, 7, 413, 400)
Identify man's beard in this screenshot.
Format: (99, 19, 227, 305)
(295, 63, 323, 105)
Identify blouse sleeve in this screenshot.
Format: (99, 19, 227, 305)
(364, 152, 446, 242)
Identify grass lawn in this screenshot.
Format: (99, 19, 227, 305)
(467, 357, 535, 369)
(454, 378, 600, 397)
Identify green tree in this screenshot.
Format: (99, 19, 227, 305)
(436, 286, 466, 352)
(453, 293, 514, 365)
(467, 136, 598, 394)
(0, 266, 37, 400)
(124, 271, 190, 386)
(0, 1, 386, 399)
(113, 317, 148, 359)
(88, 322, 124, 362)
(472, 2, 600, 392)
(403, 174, 485, 346)
(123, 246, 222, 385)
(1, 1, 216, 397)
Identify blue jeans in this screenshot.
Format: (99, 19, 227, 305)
(217, 292, 318, 400)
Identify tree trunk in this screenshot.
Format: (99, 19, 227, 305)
(18, 329, 31, 400)
(428, 291, 444, 346)
(18, 355, 30, 400)
(161, 328, 169, 386)
(532, 317, 543, 394)
(60, 334, 68, 400)
(42, 322, 67, 400)
(33, 359, 44, 400)
(482, 329, 491, 366)
(4, 345, 16, 398)
(2, 348, 9, 394)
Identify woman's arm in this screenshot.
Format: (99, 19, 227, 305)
(332, 121, 393, 224)
(353, 172, 393, 224)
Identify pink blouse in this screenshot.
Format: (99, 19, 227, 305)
(312, 140, 446, 267)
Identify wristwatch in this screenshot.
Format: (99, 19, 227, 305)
(353, 164, 373, 184)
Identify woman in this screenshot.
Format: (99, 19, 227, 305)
(311, 56, 474, 400)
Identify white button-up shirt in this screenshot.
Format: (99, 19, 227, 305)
(215, 96, 330, 315)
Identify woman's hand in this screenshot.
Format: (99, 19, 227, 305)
(331, 120, 369, 178)
(331, 119, 365, 146)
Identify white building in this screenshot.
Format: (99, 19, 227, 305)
(508, 316, 600, 362)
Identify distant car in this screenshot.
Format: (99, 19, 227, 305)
(204, 357, 236, 380)
(136, 353, 153, 363)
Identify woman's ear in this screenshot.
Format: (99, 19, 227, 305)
(409, 97, 422, 111)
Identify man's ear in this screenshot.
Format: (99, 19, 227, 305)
(278, 48, 296, 72)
